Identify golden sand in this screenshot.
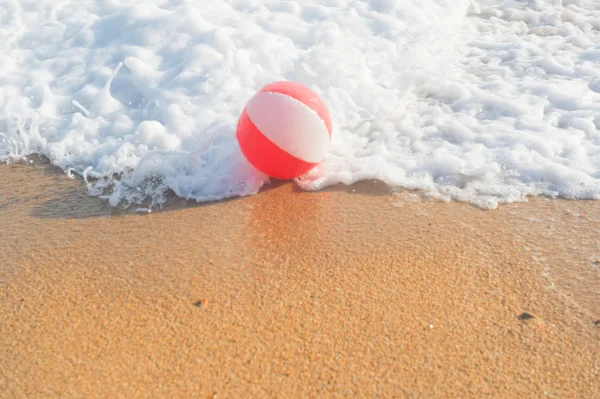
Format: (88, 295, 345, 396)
(1, 161, 598, 398)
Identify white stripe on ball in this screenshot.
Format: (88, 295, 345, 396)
(246, 91, 330, 163)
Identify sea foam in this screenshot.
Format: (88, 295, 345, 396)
(1, 0, 599, 209)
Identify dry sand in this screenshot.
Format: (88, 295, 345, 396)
(1, 160, 599, 398)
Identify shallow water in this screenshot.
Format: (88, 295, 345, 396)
(1, 0, 600, 209)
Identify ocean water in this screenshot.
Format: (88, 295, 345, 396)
(1, 0, 599, 209)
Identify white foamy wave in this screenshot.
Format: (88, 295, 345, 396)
(1, 0, 599, 209)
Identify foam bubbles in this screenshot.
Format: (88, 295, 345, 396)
(1, 0, 599, 209)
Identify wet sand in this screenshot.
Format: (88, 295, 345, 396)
(1, 161, 599, 398)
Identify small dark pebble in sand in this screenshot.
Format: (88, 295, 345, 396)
(518, 312, 535, 320)
(193, 299, 208, 307)
(593, 320, 600, 328)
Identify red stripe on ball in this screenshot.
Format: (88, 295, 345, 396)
(236, 109, 318, 179)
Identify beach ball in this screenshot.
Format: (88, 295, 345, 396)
(236, 81, 332, 179)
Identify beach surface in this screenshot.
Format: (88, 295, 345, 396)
(1, 161, 599, 398)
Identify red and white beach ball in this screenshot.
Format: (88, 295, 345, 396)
(236, 81, 332, 179)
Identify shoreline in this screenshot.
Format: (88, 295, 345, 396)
(1, 161, 599, 397)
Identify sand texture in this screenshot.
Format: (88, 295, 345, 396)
(1, 161, 599, 398)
